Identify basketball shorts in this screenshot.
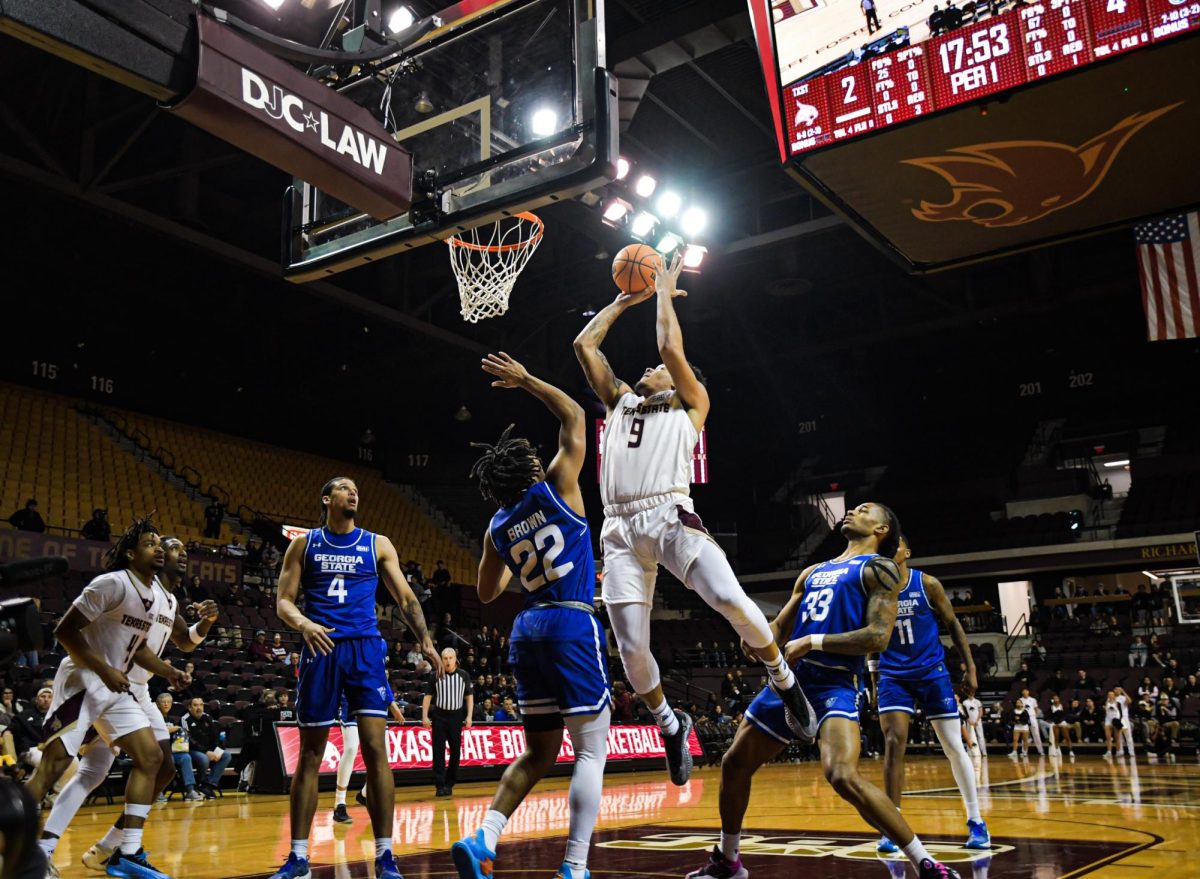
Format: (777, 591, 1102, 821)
(509, 606, 611, 724)
(296, 636, 392, 726)
(339, 695, 357, 727)
(600, 496, 721, 605)
(744, 663, 859, 744)
(877, 666, 960, 720)
(88, 683, 169, 747)
(42, 664, 149, 757)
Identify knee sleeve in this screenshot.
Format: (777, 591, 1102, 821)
(563, 708, 610, 869)
(76, 746, 117, 791)
(337, 725, 361, 787)
(685, 543, 773, 650)
(607, 603, 660, 695)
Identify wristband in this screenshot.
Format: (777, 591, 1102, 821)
(188, 624, 206, 645)
(811, 634, 825, 651)
(867, 659, 879, 673)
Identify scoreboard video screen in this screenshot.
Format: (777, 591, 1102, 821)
(753, 0, 1200, 157)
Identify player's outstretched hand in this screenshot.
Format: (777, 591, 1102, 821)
(302, 620, 336, 656)
(653, 252, 687, 299)
(481, 351, 531, 389)
(164, 665, 191, 691)
(783, 635, 813, 666)
(422, 636, 445, 678)
(97, 665, 130, 694)
(193, 600, 219, 623)
(614, 286, 655, 308)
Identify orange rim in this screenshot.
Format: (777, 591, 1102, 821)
(446, 212, 543, 253)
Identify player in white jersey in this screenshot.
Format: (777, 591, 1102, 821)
(575, 252, 817, 786)
(34, 537, 220, 873)
(1104, 688, 1135, 758)
(961, 694, 983, 753)
(25, 517, 190, 879)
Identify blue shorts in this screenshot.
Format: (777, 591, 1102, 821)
(339, 695, 356, 727)
(877, 665, 959, 719)
(509, 607, 611, 719)
(745, 662, 859, 744)
(296, 636, 392, 726)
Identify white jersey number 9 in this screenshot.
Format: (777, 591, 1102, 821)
(510, 524, 575, 591)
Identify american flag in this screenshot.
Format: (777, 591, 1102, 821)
(1135, 212, 1200, 341)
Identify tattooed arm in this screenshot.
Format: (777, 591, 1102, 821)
(926, 572, 977, 695)
(376, 533, 444, 677)
(573, 294, 641, 409)
(784, 557, 902, 662)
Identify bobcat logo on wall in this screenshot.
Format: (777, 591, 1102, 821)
(903, 103, 1180, 228)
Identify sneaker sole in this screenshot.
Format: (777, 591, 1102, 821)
(451, 842, 492, 879)
(773, 681, 817, 742)
(667, 715, 694, 786)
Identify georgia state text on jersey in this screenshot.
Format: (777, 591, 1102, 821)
(600, 391, 697, 507)
(301, 527, 381, 640)
(878, 568, 946, 677)
(489, 481, 594, 607)
(794, 555, 874, 676)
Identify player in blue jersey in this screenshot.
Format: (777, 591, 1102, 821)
(873, 536, 989, 853)
(452, 352, 611, 879)
(685, 504, 961, 879)
(271, 478, 442, 879)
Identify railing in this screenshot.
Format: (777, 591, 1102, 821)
(180, 465, 202, 489)
(207, 483, 231, 507)
(1003, 612, 1029, 665)
(130, 427, 152, 452)
(155, 446, 175, 470)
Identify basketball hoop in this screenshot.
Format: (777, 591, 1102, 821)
(447, 212, 544, 323)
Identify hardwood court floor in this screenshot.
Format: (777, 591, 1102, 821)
(49, 754, 1199, 878)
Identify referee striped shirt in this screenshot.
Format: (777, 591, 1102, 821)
(426, 668, 473, 716)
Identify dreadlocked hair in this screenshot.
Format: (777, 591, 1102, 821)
(103, 514, 160, 572)
(875, 504, 902, 559)
(469, 424, 540, 508)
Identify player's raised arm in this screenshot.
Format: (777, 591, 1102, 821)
(481, 351, 586, 510)
(375, 533, 444, 676)
(477, 531, 514, 604)
(654, 252, 710, 426)
(785, 557, 902, 662)
(925, 572, 978, 696)
(276, 533, 336, 656)
(573, 295, 638, 410)
(168, 600, 219, 652)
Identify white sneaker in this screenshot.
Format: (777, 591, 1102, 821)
(184, 788, 205, 801)
(1007, 750, 1018, 758)
(81, 843, 114, 872)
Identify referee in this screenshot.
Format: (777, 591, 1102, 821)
(423, 647, 474, 796)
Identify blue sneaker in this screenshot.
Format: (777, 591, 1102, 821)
(877, 836, 900, 854)
(451, 830, 495, 878)
(105, 849, 171, 879)
(965, 819, 991, 850)
(375, 850, 404, 879)
(267, 852, 312, 879)
(554, 864, 591, 879)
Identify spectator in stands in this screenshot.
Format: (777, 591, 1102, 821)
(79, 508, 110, 542)
(269, 633, 288, 663)
(156, 693, 204, 802)
(1161, 677, 1182, 709)
(1137, 676, 1159, 702)
(386, 642, 407, 670)
(1154, 696, 1181, 754)
(473, 697, 496, 723)
(183, 697, 232, 797)
(494, 698, 519, 722)
(222, 582, 247, 607)
(474, 626, 493, 658)
(1065, 698, 1085, 742)
(436, 614, 457, 651)
(0, 688, 23, 729)
(431, 560, 454, 617)
(1129, 635, 1148, 667)
(1028, 639, 1047, 666)
(1079, 697, 1102, 742)
(287, 651, 300, 671)
(725, 640, 740, 667)
(721, 672, 742, 710)
(224, 536, 247, 559)
(1131, 584, 1152, 627)
(1041, 669, 1069, 696)
(203, 501, 224, 538)
(1072, 669, 1100, 701)
(7, 499, 45, 533)
(245, 538, 263, 567)
(1148, 635, 1167, 667)
(612, 681, 635, 724)
(1014, 661, 1033, 687)
(213, 626, 233, 649)
(276, 690, 296, 722)
(708, 641, 725, 667)
(11, 688, 50, 770)
(249, 630, 272, 662)
(405, 644, 423, 668)
(261, 541, 281, 579)
(1179, 674, 1200, 698)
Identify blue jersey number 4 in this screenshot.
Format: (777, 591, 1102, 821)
(327, 574, 348, 604)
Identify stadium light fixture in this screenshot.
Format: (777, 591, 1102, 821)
(635, 175, 657, 198)
(656, 232, 684, 254)
(388, 6, 415, 33)
(616, 157, 631, 180)
(602, 198, 632, 224)
(681, 206, 707, 236)
(1103, 459, 1131, 468)
(657, 191, 682, 218)
(261, 0, 286, 9)
(531, 108, 558, 137)
(682, 244, 707, 269)
(631, 211, 658, 238)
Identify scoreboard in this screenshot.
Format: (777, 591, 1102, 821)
(760, 0, 1199, 158)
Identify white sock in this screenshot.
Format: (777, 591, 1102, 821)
(902, 836, 932, 869)
(647, 698, 680, 738)
(375, 837, 391, 858)
(761, 651, 796, 690)
(719, 830, 740, 861)
(335, 786, 348, 807)
(291, 839, 309, 860)
(932, 717, 982, 823)
(38, 836, 60, 858)
(481, 809, 508, 852)
(563, 709, 610, 872)
(100, 825, 124, 851)
(120, 827, 144, 856)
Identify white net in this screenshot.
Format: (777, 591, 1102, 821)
(1171, 575, 1200, 624)
(447, 213, 544, 323)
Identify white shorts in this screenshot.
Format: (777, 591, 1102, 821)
(600, 495, 720, 606)
(43, 664, 151, 757)
(92, 684, 169, 744)
(1013, 723, 1029, 732)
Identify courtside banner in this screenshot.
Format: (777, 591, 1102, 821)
(275, 723, 703, 776)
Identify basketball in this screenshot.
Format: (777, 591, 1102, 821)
(611, 243, 659, 295)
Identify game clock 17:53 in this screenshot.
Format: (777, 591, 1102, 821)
(928, 17, 1025, 110)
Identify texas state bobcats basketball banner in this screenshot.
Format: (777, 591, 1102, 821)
(274, 723, 703, 777)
